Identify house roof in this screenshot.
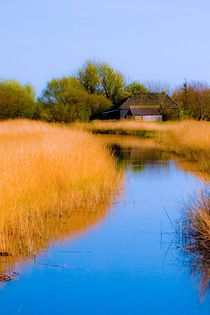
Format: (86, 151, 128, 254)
(120, 93, 176, 110)
(103, 109, 119, 114)
(129, 106, 161, 116)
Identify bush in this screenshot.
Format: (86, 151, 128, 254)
(0, 80, 36, 120)
(40, 77, 91, 122)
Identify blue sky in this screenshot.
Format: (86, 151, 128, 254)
(0, 0, 209, 96)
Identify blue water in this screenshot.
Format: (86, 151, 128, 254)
(0, 137, 209, 314)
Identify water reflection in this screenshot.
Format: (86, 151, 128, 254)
(97, 134, 210, 300)
(97, 135, 170, 173)
(98, 135, 209, 180)
(0, 189, 119, 281)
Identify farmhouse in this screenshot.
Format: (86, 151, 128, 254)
(102, 92, 178, 121)
(119, 92, 176, 121)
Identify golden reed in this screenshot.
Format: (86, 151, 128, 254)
(0, 120, 122, 276)
(86, 120, 210, 174)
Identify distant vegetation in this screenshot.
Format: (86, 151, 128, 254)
(0, 60, 209, 122)
(172, 81, 210, 120)
(0, 80, 39, 120)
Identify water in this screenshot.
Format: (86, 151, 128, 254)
(0, 135, 209, 314)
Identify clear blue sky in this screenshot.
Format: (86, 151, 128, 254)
(0, 0, 209, 96)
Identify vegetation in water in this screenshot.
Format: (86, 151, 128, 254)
(0, 120, 122, 277)
(181, 191, 210, 298)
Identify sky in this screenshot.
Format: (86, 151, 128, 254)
(0, 0, 210, 96)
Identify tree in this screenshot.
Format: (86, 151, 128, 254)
(98, 63, 126, 105)
(40, 77, 113, 122)
(126, 81, 148, 94)
(87, 94, 112, 118)
(143, 80, 172, 94)
(77, 60, 126, 106)
(189, 82, 210, 120)
(172, 81, 210, 120)
(0, 80, 36, 119)
(78, 60, 100, 94)
(40, 77, 91, 122)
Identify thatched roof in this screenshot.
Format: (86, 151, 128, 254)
(120, 93, 176, 110)
(129, 106, 160, 116)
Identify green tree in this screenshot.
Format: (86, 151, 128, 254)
(40, 77, 91, 122)
(78, 60, 100, 94)
(0, 80, 36, 119)
(98, 63, 126, 105)
(126, 81, 148, 94)
(77, 60, 126, 106)
(87, 94, 112, 118)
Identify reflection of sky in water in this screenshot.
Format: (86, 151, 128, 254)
(0, 138, 209, 314)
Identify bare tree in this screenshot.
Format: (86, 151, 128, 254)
(143, 80, 173, 95)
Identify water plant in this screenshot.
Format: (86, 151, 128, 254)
(182, 191, 210, 298)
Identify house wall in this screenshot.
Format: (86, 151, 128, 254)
(102, 110, 120, 120)
(120, 109, 129, 119)
(134, 115, 162, 121)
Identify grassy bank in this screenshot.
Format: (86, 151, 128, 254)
(157, 120, 210, 174)
(86, 120, 210, 175)
(0, 120, 121, 275)
(86, 120, 159, 137)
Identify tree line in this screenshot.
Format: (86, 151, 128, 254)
(0, 61, 209, 122)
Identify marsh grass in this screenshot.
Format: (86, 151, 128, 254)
(182, 191, 210, 298)
(0, 120, 122, 276)
(86, 120, 210, 175)
(157, 120, 210, 174)
(85, 120, 160, 137)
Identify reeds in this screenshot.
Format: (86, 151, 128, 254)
(0, 120, 122, 275)
(86, 120, 210, 175)
(182, 191, 210, 297)
(157, 120, 210, 174)
(85, 120, 158, 137)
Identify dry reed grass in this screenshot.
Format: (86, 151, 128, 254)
(183, 191, 210, 297)
(87, 120, 162, 132)
(0, 120, 121, 275)
(157, 120, 210, 174)
(86, 120, 210, 175)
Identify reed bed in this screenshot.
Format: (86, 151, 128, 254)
(86, 120, 210, 175)
(0, 120, 121, 275)
(85, 120, 159, 137)
(183, 191, 210, 297)
(157, 120, 210, 174)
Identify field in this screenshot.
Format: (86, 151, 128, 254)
(0, 120, 122, 274)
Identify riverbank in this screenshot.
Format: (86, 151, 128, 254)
(85, 120, 159, 137)
(157, 120, 210, 174)
(85, 120, 210, 175)
(0, 120, 121, 274)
